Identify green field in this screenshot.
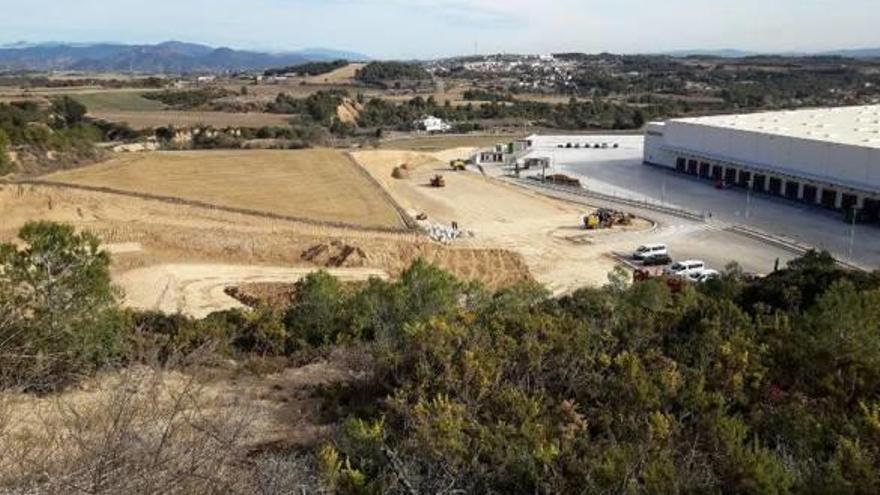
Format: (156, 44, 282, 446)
(72, 91, 166, 112)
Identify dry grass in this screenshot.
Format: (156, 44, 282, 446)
(0, 184, 533, 295)
(304, 63, 367, 84)
(73, 92, 166, 112)
(0, 360, 349, 493)
(86, 110, 293, 130)
(44, 149, 407, 230)
(380, 134, 526, 152)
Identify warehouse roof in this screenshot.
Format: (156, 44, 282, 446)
(672, 105, 880, 149)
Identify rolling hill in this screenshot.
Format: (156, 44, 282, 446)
(0, 41, 370, 73)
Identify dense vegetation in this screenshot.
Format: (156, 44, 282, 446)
(264, 59, 349, 77)
(0, 98, 102, 174)
(357, 95, 649, 131)
(462, 88, 516, 102)
(355, 62, 431, 86)
(3, 221, 880, 493)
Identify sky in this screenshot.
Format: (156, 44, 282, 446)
(2, 0, 879, 59)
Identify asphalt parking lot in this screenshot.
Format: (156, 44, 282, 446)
(522, 135, 880, 271)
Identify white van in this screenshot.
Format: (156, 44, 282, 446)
(665, 260, 705, 278)
(633, 244, 668, 260)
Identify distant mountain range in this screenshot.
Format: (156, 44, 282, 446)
(0, 41, 370, 73)
(663, 48, 880, 59)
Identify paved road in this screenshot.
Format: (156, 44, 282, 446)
(523, 137, 880, 270)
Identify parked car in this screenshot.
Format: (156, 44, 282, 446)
(665, 260, 705, 278)
(633, 244, 668, 260)
(642, 254, 672, 267)
(692, 269, 720, 283)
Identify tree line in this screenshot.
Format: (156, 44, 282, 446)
(264, 59, 349, 77)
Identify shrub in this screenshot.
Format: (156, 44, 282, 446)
(0, 222, 127, 390)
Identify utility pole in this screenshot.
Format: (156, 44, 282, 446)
(661, 178, 667, 204)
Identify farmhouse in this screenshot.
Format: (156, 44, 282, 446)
(414, 115, 452, 133)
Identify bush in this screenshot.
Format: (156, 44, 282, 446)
(310, 253, 880, 493)
(0, 222, 127, 390)
(0, 128, 13, 175)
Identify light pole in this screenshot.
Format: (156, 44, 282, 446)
(848, 206, 857, 260)
(745, 179, 752, 220)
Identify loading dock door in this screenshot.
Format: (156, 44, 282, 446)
(821, 189, 838, 209)
(676, 157, 686, 172)
(785, 181, 799, 200)
(841, 193, 858, 211)
(699, 162, 711, 178)
(768, 177, 783, 196)
(738, 171, 751, 188)
(712, 165, 723, 180)
(724, 168, 737, 184)
(753, 174, 767, 192)
(802, 185, 817, 204)
(687, 160, 698, 175)
(862, 198, 880, 222)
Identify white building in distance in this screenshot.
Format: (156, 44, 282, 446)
(415, 115, 452, 133)
(644, 105, 880, 219)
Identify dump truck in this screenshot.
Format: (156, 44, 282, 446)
(430, 175, 446, 188)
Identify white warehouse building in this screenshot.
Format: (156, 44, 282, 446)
(644, 105, 880, 219)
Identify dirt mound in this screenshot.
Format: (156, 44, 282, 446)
(336, 98, 363, 125)
(225, 283, 298, 308)
(391, 166, 410, 179)
(301, 240, 367, 267)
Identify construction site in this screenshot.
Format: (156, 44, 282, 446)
(6, 120, 873, 318)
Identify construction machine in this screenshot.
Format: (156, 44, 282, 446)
(450, 159, 467, 171)
(430, 175, 446, 188)
(583, 208, 635, 230)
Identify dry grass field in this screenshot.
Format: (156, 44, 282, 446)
(304, 63, 366, 84)
(72, 91, 166, 112)
(86, 110, 293, 129)
(380, 133, 526, 151)
(45, 149, 407, 230)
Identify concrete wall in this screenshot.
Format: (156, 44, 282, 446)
(643, 122, 676, 167)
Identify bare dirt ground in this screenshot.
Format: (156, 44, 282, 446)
(0, 183, 531, 315)
(44, 149, 408, 230)
(118, 264, 388, 318)
(351, 149, 652, 293)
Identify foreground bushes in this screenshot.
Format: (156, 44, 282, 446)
(317, 253, 880, 494)
(3, 221, 880, 493)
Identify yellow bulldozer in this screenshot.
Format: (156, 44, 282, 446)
(583, 208, 634, 230)
(450, 159, 467, 171)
